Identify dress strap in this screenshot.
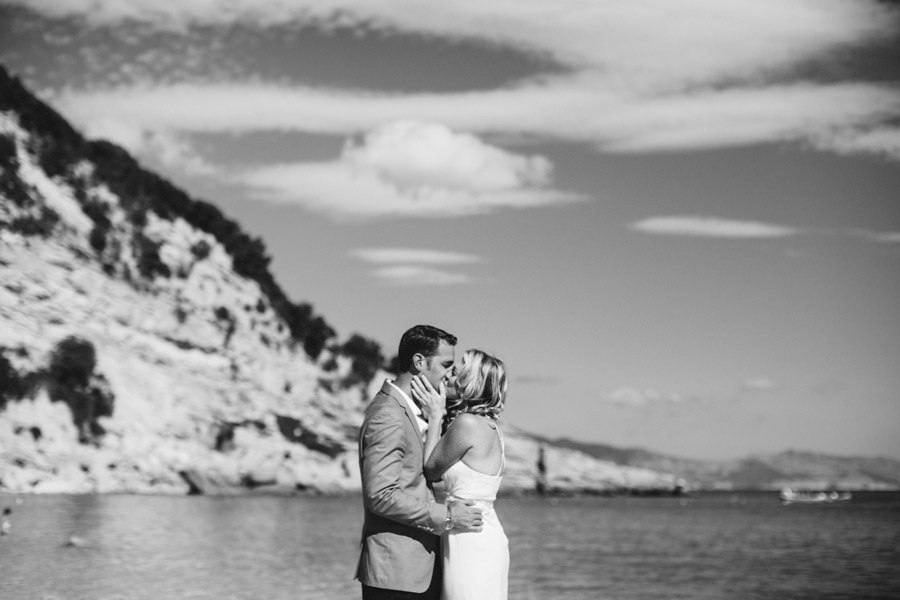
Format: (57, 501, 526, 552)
(494, 421, 505, 477)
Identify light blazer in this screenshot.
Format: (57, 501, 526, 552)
(356, 380, 446, 593)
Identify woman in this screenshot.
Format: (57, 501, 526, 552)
(411, 349, 509, 600)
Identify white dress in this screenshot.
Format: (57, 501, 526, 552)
(441, 424, 509, 600)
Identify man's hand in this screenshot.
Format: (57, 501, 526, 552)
(448, 499, 483, 533)
(411, 375, 446, 424)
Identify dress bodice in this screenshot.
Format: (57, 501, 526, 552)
(442, 423, 504, 507)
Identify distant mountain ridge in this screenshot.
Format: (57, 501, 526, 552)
(544, 437, 900, 490)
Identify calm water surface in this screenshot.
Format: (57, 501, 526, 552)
(1, 492, 898, 599)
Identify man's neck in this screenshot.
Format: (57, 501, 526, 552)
(392, 372, 413, 396)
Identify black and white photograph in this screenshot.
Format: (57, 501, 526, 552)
(1, 1, 899, 598)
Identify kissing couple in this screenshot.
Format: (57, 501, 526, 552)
(356, 324, 509, 599)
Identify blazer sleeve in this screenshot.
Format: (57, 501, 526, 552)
(360, 408, 445, 532)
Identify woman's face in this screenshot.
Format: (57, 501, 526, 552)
(445, 359, 462, 401)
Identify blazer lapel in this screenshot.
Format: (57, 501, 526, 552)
(381, 380, 424, 449)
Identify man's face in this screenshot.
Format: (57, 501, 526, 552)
(444, 359, 461, 401)
(420, 339, 456, 391)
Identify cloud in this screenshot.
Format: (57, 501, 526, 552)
(370, 265, 473, 286)
(514, 374, 560, 386)
(343, 121, 551, 192)
(742, 377, 777, 392)
(36, 0, 900, 163)
(233, 121, 579, 218)
(846, 229, 900, 244)
(605, 387, 688, 407)
(55, 80, 900, 160)
(351, 248, 481, 264)
(812, 126, 900, 161)
(870, 232, 900, 244)
(16, 1, 897, 77)
(630, 216, 801, 238)
(630, 220, 900, 244)
(350, 246, 481, 286)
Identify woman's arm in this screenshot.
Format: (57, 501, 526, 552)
(424, 416, 477, 481)
(411, 375, 476, 481)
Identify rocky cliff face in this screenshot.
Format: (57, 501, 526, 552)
(0, 69, 680, 497)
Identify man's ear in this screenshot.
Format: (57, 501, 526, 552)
(412, 352, 426, 373)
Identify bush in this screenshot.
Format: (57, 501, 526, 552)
(46, 337, 115, 444)
(303, 316, 335, 360)
(0, 133, 15, 164)
(190, 240, 211, 260)
(81, 199, 110, 226)
(0, 134, 32, 207)
(89, 224, 108, 252)
(134, 232, 171, 279)
(339, 334, 385, 387)
(49, 336, 96, 387)
(385, 355, 400, 375)
(8, 206, 59, 237)
(0, 353, 24, 409)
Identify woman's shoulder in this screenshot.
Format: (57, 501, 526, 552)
(451, 413, 497, 437)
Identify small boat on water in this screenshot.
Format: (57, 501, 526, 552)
(779, 487, 852, 504)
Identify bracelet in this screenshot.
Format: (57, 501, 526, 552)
(443, 504, 454, 531)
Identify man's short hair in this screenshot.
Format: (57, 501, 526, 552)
(397, 324, 457, 372)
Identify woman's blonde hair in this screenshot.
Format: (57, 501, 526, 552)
(444, 349, 507, 429)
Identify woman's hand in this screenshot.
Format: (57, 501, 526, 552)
(411, 375, 446, 424)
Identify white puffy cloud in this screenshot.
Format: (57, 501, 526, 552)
(233, 121, 579, 218)
(631, 216, 800, 239)
(343, 121, 550, 192)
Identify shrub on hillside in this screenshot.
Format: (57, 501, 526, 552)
(190, 239, 211, 260)
(384, 355, 400, 376)
(0, 134, 32, 207)
(134, 232, 171, 279)
(49, 336, 96, 387)
(46, 336, 115, 444)
(339, 334, 385, 387)
(89, 224, 108, 252)
(0, 133, 15, 164)
(283, 302, 336, 359)
(8, 206, 59, 237)
(0, 352, 24, 409)
(79, 199, 112, 253)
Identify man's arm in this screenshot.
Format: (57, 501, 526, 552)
(360, 409, 447, 532)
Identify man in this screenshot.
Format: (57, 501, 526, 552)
(357, 324, 483, 599)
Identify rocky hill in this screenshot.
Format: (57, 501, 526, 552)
(0, 65, 681, 497)
(546, 438, 900, 491)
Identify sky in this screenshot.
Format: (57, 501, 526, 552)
(1, 0, 899, 461)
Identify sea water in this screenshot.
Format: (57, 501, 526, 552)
(1, 492, 898, 600)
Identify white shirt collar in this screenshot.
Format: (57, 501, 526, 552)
(387, 380, 428, 433)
